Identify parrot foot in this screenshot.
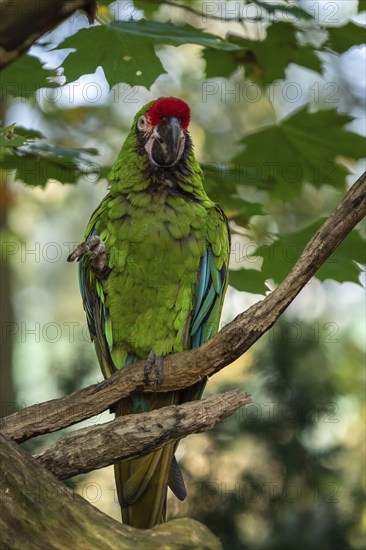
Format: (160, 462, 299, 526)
(144, 351, 164, 389)
(67, 234, 107, 275)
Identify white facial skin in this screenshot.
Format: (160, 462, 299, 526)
(138, 114, 186, 168)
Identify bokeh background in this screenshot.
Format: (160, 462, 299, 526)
(1, 1, 365, 548)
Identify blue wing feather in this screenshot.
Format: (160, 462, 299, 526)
(191, 246, 227, 349)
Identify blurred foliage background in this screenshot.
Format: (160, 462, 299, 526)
(0, 1, 365, 548)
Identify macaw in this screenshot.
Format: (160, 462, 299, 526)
(68, 97, 230, 528)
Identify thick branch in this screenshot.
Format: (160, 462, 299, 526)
(0, 0, 96, 69)
(1, 171, 365, 443)
(0, 433, 221, 550)
(36, 391, 251, 480)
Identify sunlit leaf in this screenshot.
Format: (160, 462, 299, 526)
(58, 20, 239, 89)
(58, 25, 165, 88)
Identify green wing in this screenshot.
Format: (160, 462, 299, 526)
(77, 196, 117, 379)
(181, 205, 230, 402)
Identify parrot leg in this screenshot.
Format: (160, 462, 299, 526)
(67, 235, 107, 275)
(144, 351, 164, 389)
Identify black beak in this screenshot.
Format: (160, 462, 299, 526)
(151, 116, 182, 167)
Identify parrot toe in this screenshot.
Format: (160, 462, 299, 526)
(144, 351, 164, 389)
(67, 234, 107, 275)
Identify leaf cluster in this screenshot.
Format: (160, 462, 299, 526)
(1, 0, 365, 290)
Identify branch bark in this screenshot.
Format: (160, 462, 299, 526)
(1, 171, 365, 444)
(0, 433, 222, 550)
(36, 390, 251, 480)
(0, 0, 96, 69)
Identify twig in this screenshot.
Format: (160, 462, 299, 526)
(36, 390, 251, 480)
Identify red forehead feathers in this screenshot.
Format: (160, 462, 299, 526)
(147, 97, 190, 129)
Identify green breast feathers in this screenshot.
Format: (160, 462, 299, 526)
(84, 188, 228, 367)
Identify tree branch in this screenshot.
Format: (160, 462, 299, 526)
(1, 171, 365, 444)
(0, 433, 222, 550)
(0, 0, 97, 69)
(36, 390, 251, 480)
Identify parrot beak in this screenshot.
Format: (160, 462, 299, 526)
(146, 116, 185, 167)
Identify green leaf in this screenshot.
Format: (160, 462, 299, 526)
(204, 22, 322, 83)
(1, 154, 80, 186)
(110, 20, 239, 51)
(1, 143, 100, 187)
(233, 108, 366, 197)
(0, 55, 58, 98)
(133, 0, 163, 18)
(0, 126, 27, 148)
(58, 20, 239, 89)
(327, 23, 366, 54)
(203, 49, 239, 79)
(0, 135, 27, 148)
(29, 143, 99, 158)
(258, 222, 365, 285)
(0, 125, 44, 149)
(230, 222, 365, 293)
(229, 268, 267, 294)
(58, 25, 165, 88)
(10, 127, 45, 140)
(202, 163, 263, 223)
(316, 228, 366, 283)
(1, 123, 16, 133)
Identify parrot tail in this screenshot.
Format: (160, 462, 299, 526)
(114, 398, 186, 529)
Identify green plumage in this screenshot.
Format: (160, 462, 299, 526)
(76, 99, 230, 528)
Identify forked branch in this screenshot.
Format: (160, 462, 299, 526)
(1, 171, 365, 444)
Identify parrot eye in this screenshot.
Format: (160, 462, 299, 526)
(137, 115, 148, 131)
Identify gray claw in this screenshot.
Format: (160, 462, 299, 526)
(67, 235, 107, 275)
(144, 351, 164, 389)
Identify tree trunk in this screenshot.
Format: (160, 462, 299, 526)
(0, 0, 97, 69)
(0, 433, 222, 550)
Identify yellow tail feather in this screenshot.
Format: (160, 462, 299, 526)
(114, 398, 178, 528)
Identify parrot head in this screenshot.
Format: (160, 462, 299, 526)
(135, 97, 191, 169)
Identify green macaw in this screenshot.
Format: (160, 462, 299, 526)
(68, 97, 230, 529)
